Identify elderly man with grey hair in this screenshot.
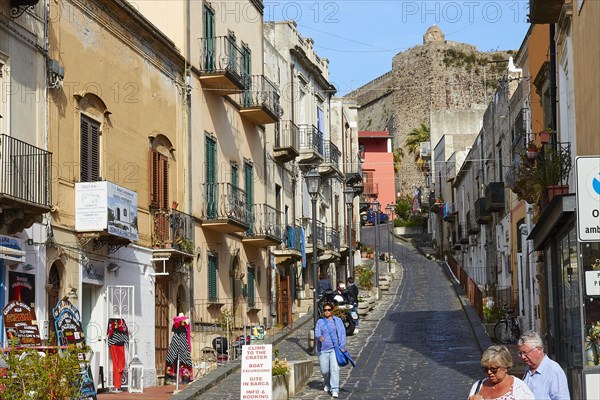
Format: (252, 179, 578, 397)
(517, 331, 570, 400)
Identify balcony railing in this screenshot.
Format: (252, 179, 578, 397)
(467, 210, 480, 234)
(298, 124, 324, 156)
(198, 36, 246, 94)
(201, 182, 250, 226)
(273, 120, 299, 163)
(304, 218, 325, 249)
(151, 208, 195, 254)
(325, 227, 340, 252)
(240, 75, 282, 124)
(443, 202, 456, 222)
(475, 197, 490, 224)
(0, 134, 52, 209)
(345, 152, 363, 187)
(419, 141, 431, 159)
(485, 182, 505, 212)
(458, 223, 468, 244)
(245, 203, 284, 244)
(323, 141, 340, 170)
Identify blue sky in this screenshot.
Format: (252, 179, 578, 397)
(264, 1, 531, 96)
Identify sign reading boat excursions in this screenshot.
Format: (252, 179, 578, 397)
(240, 344, 272, 400)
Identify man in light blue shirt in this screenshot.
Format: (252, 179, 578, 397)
(518, 331, 570, 400)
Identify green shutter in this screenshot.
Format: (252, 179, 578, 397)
(208, 254, 218, 302)
(247, 267, 255, 308)
(206, 136, 217, 219)
(245, 162, 253, 233)
(242, 46, 251, 106)
(203, 5, 215, 71)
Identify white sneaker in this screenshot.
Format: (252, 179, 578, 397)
(354, 328, 359, 334)
(324, 385, 330, 393)
(332, 392, 339, 398)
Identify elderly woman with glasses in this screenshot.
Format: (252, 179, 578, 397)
(468, 345, 534, 400)
(314, 301, 346, 398)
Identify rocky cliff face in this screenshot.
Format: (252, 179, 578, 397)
(348, 26, 513, 196)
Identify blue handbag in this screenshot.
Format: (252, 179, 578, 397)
(323, 318, 355, 367)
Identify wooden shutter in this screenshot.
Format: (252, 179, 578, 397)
(150, 150, 169, 209)
(208, 254, 218, 302)
(80, 115, 100, 182)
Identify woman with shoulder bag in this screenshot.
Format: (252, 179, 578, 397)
(315, 302, 347, 398)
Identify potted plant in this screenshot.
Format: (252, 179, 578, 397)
(508, 143, 571, 205)
(526, 141, 538, 160)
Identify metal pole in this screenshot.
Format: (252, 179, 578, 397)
(374, 209, 379, 289)
(311, 195, 319, 356)
(348, 203, 354, 279)
(388, 210, 394, 273)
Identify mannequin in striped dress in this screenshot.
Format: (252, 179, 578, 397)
(165, 314, 193, 384)
(107, 318, 129, 393)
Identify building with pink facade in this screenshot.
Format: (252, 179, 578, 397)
(358, 131, 396, 213)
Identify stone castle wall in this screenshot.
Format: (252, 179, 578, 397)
(348, 30, 513, 197)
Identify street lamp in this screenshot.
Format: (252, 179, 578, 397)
(344, 186, 355, 279)
(372, 199, 380, 291)
(385, 203, 395, 273)
(305, 167, 321, 356)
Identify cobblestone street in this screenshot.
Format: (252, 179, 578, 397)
(201, 224, 486, 399)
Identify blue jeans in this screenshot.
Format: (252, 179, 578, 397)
(318, 349, 340, 394)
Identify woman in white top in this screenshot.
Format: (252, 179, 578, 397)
(468, 345, 534, 400)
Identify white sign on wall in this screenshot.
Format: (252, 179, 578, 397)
(585, 270, 600, 296)
(75, 182, 139, 241)
(575, 156, 600, 242)
(240, 344, 272, 400)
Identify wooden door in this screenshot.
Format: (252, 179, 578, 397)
(155, 278, 169, 375)
(277, 275, 292, 327)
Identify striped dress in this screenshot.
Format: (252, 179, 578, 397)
(165, 315, 193, 383)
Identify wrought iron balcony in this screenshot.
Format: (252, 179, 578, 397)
(458, 223, 469, 244)
(298, 124, 324, 164)
(243, 204, 283, 247)
(319, 141, 341, 177)
(475, 197, 491, 224)
(239, 75, 281, 125)
(199, 36, 246, 95)
(467, 210, 480, 234)
(419, 141, 431, 160)
(485, 182, 505, 212)
(325, 227, 340, 252)
(273, 120, 300, 163)
(304, 218, 325, 250)
(200, 182, 250, 233)
(151, 208, 195, 257)
(271, 224, 304, 267)
(0, 134, 52, 233)
(345, 152, 363, 193)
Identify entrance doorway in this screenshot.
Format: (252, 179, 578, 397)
(155, 278, 169, 376)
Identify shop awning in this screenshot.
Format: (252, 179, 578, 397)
(527, 194, 576, 250)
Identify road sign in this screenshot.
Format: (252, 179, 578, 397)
(575, 156, 600, 242)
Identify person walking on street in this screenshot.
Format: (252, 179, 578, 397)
(345, 277, 359, 333)
(467, 345, 534, 400)
(518, 331, 570, 400)
(315, 302, 347, 398)
(318, 272, 333, 296)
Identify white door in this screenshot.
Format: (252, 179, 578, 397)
(106, 285, 135, 389)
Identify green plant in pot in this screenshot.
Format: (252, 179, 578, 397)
(508, 143, 571, 205)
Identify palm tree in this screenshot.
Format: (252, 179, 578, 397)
(405, 122, 430, 160)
